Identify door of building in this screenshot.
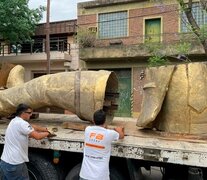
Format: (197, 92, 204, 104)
(113, 69, 131, 117)
(145, 18, 161, 42)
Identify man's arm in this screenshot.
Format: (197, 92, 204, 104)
(114, 127, 125, 139)
(29, 124, 50, 140)
(29, 131, 49, 140)
(31, 124, 48, 132)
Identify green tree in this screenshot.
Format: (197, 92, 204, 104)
(178, 0, 207, 54)
(147, 0, 207, 66)
(0, 0, 44, 44)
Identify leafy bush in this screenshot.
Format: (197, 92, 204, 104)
(174, 42, 191, 55)
(148, 55, 168, 67)
(200, 24, 207, 41)
(76, 28, 96, 48)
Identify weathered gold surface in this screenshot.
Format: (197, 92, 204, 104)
(155, 64, 189, 133)
(6, 65, 25, 88)
(0, 70, 118, 123)
(136, 65, 175, 127)
(137, 62, 207, 135)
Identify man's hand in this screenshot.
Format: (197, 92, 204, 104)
(29, 126, 57, 139)
(46, 128, 57, 138)
(47, 132, 57, 138)
(114, 126, 125, 139)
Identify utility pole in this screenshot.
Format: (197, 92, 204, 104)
(46, 0, 50, 74)
(46, 0, 51, 113)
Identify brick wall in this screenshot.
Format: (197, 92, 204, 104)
(129, 4, 179, 45)
(77, 14, 97, 28)
(78, 1, 180, 116)
(78, 3, 180, 47)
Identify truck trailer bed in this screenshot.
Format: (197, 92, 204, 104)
(0, 113, 206, 168)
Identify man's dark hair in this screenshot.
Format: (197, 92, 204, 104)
(93, 109, 106, 125)
(16, 103, 32, 116)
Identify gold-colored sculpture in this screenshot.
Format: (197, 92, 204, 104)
(0, 64, 118, 123)
(137, 62, 207, 135)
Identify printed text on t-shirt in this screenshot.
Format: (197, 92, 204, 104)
(85, 132, 105, 149)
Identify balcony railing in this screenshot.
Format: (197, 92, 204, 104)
(0, 39, 71, 56)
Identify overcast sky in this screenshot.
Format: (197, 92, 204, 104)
(28, 0, 92, 22)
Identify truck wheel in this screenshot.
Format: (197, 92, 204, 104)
(65, 163, 125, 180)
(27, 153, 59, 180)
(109, 166, 125, 180)
(65, 163, 81, 180)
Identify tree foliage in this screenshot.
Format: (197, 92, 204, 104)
(148, 55, 168, 67)
(0, 0, 44, 43)
(76, 28, 97, 48)
(178, 0, 207, 54)
(148, 0, 207, 64)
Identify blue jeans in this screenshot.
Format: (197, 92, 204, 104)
(0, 160, 29, 180)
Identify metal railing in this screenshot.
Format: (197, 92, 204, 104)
(0, 39, 71, 56)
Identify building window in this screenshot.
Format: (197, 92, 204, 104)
(50, 37, 67, 52)
(180, 2, 207, 32)
(98, 11, 127, 39)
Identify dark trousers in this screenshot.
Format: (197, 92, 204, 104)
(0, 160, 29, 180)
(80, 177, 87, 180)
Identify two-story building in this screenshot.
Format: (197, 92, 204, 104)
(0, 19, 78, 81)
(77, 0, 207, 117)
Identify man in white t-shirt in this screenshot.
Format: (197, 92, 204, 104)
(0, 103, 53, 180)
(79, 109, 124, 180)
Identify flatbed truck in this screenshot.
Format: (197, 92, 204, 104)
(0, 113, 206, 180)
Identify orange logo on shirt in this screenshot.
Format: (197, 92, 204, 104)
(85, 143, 105, 149)
(86, 132, 105, 149)
(89, 132, 104, 140)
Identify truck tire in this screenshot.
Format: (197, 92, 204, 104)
(109, 166, 125, 180)
(27, 153, 59, 180)
(65, 163, 125, 180)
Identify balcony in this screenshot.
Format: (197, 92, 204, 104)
(0, 39, 71, 64)
(79, 33, 206, 61)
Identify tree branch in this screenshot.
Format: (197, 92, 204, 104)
(200, 0, 207, 11)
(178, 0, 207, 54)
